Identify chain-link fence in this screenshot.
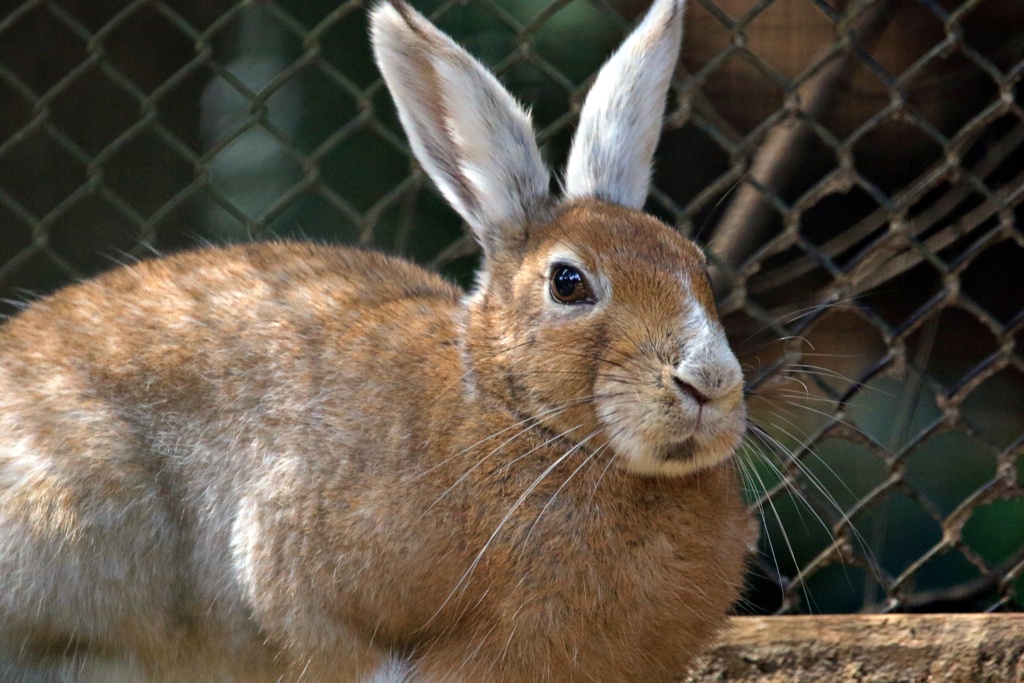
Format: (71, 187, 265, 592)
(1, 0, 1022, 616)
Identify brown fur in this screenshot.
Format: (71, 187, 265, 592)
(0, 204, 751, 681)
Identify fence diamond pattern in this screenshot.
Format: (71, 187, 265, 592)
(1, 0, 1022, 615)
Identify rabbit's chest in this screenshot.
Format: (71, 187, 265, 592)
(499, 492, 726, 617)
(409, 470, 750, 681)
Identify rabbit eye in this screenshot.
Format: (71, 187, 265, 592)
(550, 265, 594, 305)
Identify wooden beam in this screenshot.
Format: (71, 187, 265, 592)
(685, 614, 1024, 682)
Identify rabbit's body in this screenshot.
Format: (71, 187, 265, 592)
(0, 235, 747, 682)
(0, 242, 464, 681)
(0, 0, 754, 680)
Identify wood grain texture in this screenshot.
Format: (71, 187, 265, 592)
(685, 615, 1024, 682)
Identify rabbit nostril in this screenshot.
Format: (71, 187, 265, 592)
(672, 376, 710, 405)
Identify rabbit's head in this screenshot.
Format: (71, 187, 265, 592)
(373, 0, 744, 477)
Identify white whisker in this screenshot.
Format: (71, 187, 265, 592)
(424, 431, 601, 628)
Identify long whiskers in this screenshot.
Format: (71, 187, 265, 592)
(748, 420, 880, 579)
(420, 421, 583, 517)
(741, 352, 890, 611)
(517, 441, 612, 558)
(423, 431, 602, 629)
(408, 401, 582, 481)
(730, 449, 793, 610)
(734, 437, 806, 608)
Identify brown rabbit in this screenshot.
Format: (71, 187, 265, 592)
(0, 0, 753, 680)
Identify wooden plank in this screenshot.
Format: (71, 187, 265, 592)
(685, 614, 1024, 682)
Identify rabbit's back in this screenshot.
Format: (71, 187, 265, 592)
(0, 242, 464, 679)
(0, 241, 463, 430)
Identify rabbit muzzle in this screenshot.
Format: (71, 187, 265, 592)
(595, 318, 746, 478)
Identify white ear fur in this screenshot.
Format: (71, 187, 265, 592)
(563, 0, 684, 209)
(370, 1, 550, 250)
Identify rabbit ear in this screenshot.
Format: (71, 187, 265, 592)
(563, 0, 684, 209)
(371, 1, 551, 251)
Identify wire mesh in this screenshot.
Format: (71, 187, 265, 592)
(1, 0, 1022, 615)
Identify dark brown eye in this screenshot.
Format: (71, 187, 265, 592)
(549, 265, 593, 304)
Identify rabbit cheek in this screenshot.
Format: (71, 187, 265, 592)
(520, 328, 606, 438)
(592, 378, 676, 475)
(486, 268, 608, 437)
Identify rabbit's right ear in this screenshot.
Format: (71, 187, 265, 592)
(371, 1, 551, 254)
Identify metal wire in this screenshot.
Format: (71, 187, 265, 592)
(1, 0, 1022, 615)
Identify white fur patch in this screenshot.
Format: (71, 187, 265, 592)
(364, 655, 414, 683)
(564, 0, 685, 208)
(673, 295, 743, 402)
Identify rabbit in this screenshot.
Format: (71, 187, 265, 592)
(0, 0, 754, 681)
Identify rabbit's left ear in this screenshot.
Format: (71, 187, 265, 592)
(563, 0, 684, 209)
(371, 1, 551, 254)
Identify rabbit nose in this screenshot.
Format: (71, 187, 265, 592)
(672, 375, 710, 406)
(671, 351, 743, 404)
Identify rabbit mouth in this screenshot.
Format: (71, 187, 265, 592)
(591, 367, 746, 477)
(610, 432, 738, 477)
(597, 399, 746, 477)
